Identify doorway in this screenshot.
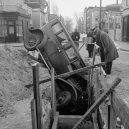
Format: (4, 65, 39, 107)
(7, 20, 16, 42)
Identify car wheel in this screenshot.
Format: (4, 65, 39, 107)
(57, 91, 71, 108)
(24, 33, 41, 51)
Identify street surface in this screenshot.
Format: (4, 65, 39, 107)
(0, 40, 129, 129)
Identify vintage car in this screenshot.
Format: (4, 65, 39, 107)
(24, 18, 92, 115)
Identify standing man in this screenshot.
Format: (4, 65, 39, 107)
(71, 29, 80, 48)
(92, 27, 119, 75)
(86, 30, 95, 58)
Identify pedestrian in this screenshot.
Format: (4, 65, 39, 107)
(92, 27, 119, 75)
(86, 31, 95, 58)
(71, 29, 80, 48)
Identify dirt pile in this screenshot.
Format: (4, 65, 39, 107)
(0, 45, 33, 117)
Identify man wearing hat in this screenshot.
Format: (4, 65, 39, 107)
(92, 27, 119, 75)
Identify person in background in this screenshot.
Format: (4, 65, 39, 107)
(86, 30, 95, 58)
(92, 27, 119, 75)
(71, 29, 80, 48)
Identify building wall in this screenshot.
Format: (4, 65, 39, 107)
(92, 11, 99, 28)
(25, 0, 48, 28)
(103, 11, 121, 41)
(31, 9, 48, 28)
(83, 7, 87, 33)
(0, 0, 32, 43)
(122, 0, 129, 8)
(85, 7, 105, 32)
(2, 0, 48, 28)
(84, 5, 122, 41)
(86, 7, 94, 32)
(2, 0, 24, 5)
(121, 0, 129, 41)
(32, 9, 40, 28)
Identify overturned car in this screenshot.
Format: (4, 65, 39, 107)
(24, 18, 94, 115)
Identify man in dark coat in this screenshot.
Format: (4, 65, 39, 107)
(71, 30, 80, 48)
(86, 31, 95, 58)
(92, 27, 119, 75)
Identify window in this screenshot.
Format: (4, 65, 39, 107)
(0, 19, 7, 35)
(0, 19, 7, 42)
(52, 23, 62, 34)
(16, 20, 23, 37)
(8, 21, 15, 26)
(56, 32, 76, 59)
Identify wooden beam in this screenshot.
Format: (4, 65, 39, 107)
(92, 70, 100, 129)
(92, 113, 99, 129)
(51, 112, 59, 129)
(51, 68, 56, 118)
(72, 77, 121, 129)
(25, 62, 105, 88)
(110, 93, 117, 129)
(25, 78, 50, 88)
(56, 62, 105, 79)
(31, 99, 37, 129)
(32, 63, 42, 129)
(111, 91, 129, 129)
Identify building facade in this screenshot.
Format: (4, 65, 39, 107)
(0, 0, 32, 43)
(84, 4, 122, 41)
(25, 0, 49, 28)
(84, 7, 106, 33)
(121, 0, 129, 41)
(104, 4, 121, 41)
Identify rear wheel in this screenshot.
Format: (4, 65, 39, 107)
(57, 91, 71, 108)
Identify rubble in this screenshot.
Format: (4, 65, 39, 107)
(0, 45, 33, 117)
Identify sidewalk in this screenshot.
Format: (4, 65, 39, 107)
(115, 41, 129, 51)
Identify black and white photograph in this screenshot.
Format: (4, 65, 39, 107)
(0, 0, 128, 129)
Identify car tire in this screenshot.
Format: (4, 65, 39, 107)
(57, 91, 71, 108)
(24, 33, 41, 51)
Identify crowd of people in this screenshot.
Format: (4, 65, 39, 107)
(70, 27, 119, 76)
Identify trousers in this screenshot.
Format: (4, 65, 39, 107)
(100, 49, 112, 75)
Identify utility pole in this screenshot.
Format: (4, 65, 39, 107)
(116, 0, 118, 4)
(48, 0, 50, 21)
(99, 0, 102, 30)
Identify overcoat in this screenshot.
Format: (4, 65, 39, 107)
(96, 30, 119, 62)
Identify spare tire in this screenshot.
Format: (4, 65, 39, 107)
(24, 29, 43, 51)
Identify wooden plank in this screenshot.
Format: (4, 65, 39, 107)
(32, 63, 42, 129)
(51, 112, 59, 129)
(37, 48, 51, 71)
(26, 62, 105, 88)
(79, 41, 87, 51)
(25, 78, 51, 88)
(58, 115, 94, 129)
(72, 77, 121, 129)
(58, 115, 81, 126)
(51, 68, 56, 118)
(110, 93, 117, 129)
(31, 99, 37, 129)
(56, 62, 105, 79)
(92, 70, 100, 129)
(92, 113, 99, 129)
(111, 91, 129, 129)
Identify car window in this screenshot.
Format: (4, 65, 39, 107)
(52, 23, 62, 34)
(56, 32, 76, 59)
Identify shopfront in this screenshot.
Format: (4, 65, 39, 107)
(0, 12, 31, 43)
(122, 15, 129, 42)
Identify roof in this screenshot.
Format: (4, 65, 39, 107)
(106, 4, 121, 12)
